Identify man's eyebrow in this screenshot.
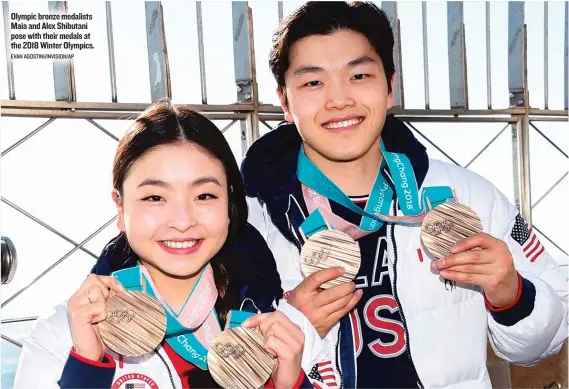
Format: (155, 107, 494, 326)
(292, 56, 376, 76)
(292, 65, 324, 76)
(346, 55, 376, 68)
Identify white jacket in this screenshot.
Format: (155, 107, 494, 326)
(246, 158, 568, 389)
(13, 303, 185, 389)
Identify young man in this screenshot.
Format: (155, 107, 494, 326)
(242, 2, 568, 388)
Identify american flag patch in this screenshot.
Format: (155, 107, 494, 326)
(511, 214, 544, 262)
(308, 361, 337, 387)
(125, 383, 145, 389)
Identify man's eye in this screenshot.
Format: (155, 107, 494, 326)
(351, 74, 369, 80)
(304, 80, 322, 87)
(142, 195, 163, 202)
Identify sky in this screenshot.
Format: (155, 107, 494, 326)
(0, 1, 568, 388)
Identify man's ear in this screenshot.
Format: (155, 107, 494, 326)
(277, 88, 294, 123)
(387, 72, 396, 109)
(112, 190, 126, 232)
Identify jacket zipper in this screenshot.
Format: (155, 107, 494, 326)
(390, 199, 424, 389)
(155, 348, 177, 389)
(335, 326, 345, 389)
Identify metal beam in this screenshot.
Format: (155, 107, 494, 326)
(278, 1, 283, 23)
(486, 2, 492, 109)
(544, 2, 549, 109)
(508, 2, 525, 107)
(447, 2, 468, 109)
(532, 172, 567, 209)
(105, 2, 118, 102)
(422, 2, 430, 109)
(0, 108, 247, 121)
(382, 2, 404, 108)
(48, 2, 76, 102)
(1, 118, 55, 157)
(1, 197, 99, 260)
(563, 1, 569, 109)
(1, 335, 22, 348)
(196, 2, 208, 104)
(232, 2, 259, 154)
(464, 123, 510, 169)
(2, 2, 15, 99)
(2, 216, 117, 309)
(145, 2, 171, 101)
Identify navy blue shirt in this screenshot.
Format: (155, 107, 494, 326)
(331, 195, 418, 388)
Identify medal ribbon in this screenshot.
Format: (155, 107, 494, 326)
(112, 264, 221, 369)
(298, 140, 455, 239)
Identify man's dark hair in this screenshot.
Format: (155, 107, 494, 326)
(269, 1, 395, 98)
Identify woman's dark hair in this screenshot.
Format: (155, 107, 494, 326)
(109, 101, 246, 381)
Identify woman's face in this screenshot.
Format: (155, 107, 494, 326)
(114, 142, 230, 279)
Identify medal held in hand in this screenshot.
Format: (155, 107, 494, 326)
(99, 290, 167, 357)
(207, 327, 274, 389)
(421, 201, 483, 259)
(299, 229, 361, 289)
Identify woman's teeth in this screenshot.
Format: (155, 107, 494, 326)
(163, 240, 197, 249)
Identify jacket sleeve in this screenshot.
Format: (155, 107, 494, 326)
(13, 305, 116, 389)
(246, 197, 335, 378)
(486, 185, 568, 366)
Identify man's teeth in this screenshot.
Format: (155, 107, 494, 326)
(163, 240, 198, 249)
(324, 118, 363, 129)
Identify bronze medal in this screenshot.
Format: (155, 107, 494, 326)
(300, 229, 361, 289)
(421, 201, 483, 259)
(98, 290, 167, 357)
(207, 327, 274, 389)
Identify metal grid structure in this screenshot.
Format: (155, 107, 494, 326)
(1, 1, 568, 353)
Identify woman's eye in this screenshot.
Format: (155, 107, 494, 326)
(197, 193, 217, 201)
(142, 195, 163, 202)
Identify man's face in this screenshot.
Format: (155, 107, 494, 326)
(279, 29, 394, 163)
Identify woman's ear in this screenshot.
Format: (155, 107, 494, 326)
(112, 190, 126, 232)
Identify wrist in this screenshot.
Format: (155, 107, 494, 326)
(484, 272, 521, 308)
(72, 347, 104, 363)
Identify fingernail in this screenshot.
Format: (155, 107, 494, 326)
(431, 261, 438, 269)
(337, 267, 345, 274)
(241, 319, 250, 327)
(450, 244, 458, 253)
(356, 289, 363, 296)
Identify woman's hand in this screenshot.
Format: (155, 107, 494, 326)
(242, 311, 304, 389)
(67, 274, 125, 361)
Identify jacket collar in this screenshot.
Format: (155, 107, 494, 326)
(241, 115, 430, 247)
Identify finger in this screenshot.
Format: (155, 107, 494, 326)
(439, 270, 484, 286)
(77, 274, 124, 297)
(313, 282, 356, 307)
(321, 292, 355, 316)
(435, 263, 493, 275)
(240, 312, 272, 329)
(264, 322, 303, 352)
(299, 267, 346, 294)
(69, 302, 108, 325)
(257, 313, 303, 344)
(450, 233, 499, 254)
(265, 335, 295, 361)
(328, 289, 362, 322)
(432, 251, 488, 270)
(72, 285, 107, 310)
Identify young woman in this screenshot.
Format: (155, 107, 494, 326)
(13, 101, 310, 389)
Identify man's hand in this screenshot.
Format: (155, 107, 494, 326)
(431, 232, 519, 307)
(287, 267, 363, 338)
